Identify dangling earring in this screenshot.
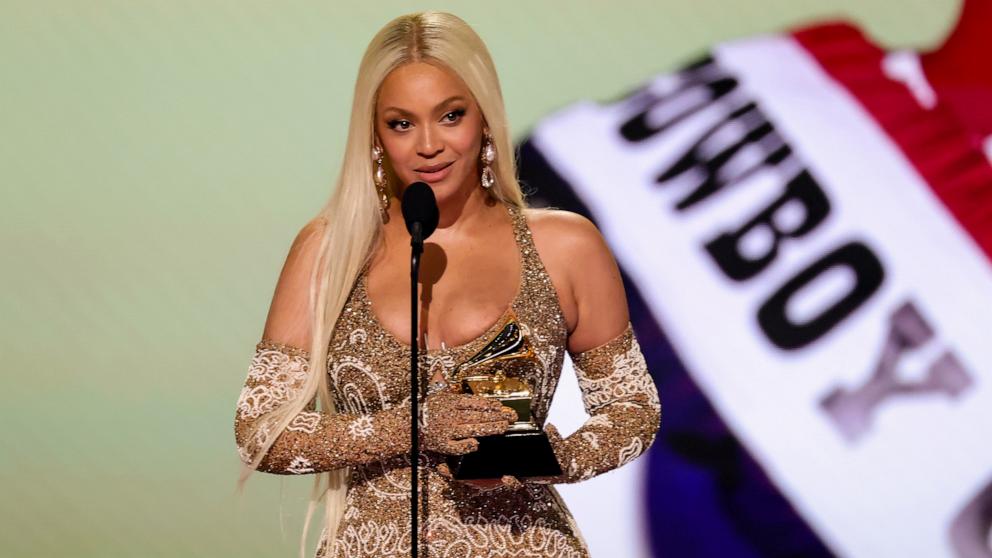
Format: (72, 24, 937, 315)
(372, 143, 390, 220)
(481, 131, 496, 189)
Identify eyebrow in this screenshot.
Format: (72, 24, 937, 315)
(381, 96, 468, 117)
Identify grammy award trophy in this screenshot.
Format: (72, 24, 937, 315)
(445, 313, 563, 480)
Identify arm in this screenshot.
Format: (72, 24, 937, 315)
(234, 217, 411, 474)
(529, 210, 661, 483)
(234, 340, 513, 474)
(553, 325, 660, 483)
(234, 341, 412, 474)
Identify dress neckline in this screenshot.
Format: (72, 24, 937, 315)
(357, 204, 527, 356)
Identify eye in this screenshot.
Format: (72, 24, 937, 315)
(442, 108, 466, 123)
(387, 119, 412, 131)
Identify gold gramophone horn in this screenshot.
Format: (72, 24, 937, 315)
(451, 312, 537, 423)
(456, 312, 535, 376)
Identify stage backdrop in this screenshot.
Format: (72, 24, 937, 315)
(0, 2, 963, 557)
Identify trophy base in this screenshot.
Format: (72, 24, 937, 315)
(447, 429, 563, 480)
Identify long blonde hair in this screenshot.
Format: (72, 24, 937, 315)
(239, 11, 527, 556)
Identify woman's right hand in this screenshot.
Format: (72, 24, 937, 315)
(421, 390, 518, 455)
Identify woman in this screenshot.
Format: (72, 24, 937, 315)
(234, 11, 660, 558)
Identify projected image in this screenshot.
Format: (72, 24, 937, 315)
(522, 11, 992, 558)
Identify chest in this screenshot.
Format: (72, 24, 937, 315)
(326, 223, 569, 418)
(365, 234, 522, 351)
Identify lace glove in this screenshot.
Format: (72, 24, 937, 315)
(421, 389, 518, 455)
(234, 341, 411, 475)
(544, 323, 661, 483)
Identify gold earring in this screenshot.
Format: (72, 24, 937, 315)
(372, 144, 389, 220)
(481, 132, 496, 189)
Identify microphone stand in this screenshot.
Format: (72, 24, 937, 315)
(402, 181, 437, 557)
(409, 221, 423, 558)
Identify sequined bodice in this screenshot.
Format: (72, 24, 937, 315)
(235, 204, 660, 558)
(318, 205, 586, 557)
(327, 205, 568, 426)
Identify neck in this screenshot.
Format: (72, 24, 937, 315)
(434, 183, 492, 232)
(384, 183, 496, 242)
(919, 0, 992, 138)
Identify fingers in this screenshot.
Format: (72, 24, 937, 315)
(428, 392, 516, 419)
(450, 395, 506, 412)
(499, 475, 523, 489)
(457, 409, 515, 425)
(459, 478, 503, 491)
(435, 399, 517, 428)
(452, 421, 510, 439)
(544, 422, 567, 464)
(499, 406, 519, 423)
(435, 461, 523, 492)
(454, 475, 524, 493)
(443, 437, 479, 455)
(423, 394, 521, 455)
(437, 463, 453, 479)
(435, 463, 520, 492)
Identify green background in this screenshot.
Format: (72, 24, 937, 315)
(0, 1, 958, 556)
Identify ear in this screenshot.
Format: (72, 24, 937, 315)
(370, 118, 383, 151)
(372, 136, 383, 160)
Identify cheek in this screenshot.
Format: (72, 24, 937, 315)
(446, 127, 482, 165)
(380, 136, 415, 174)
(454, 134, 481, 159)
(455, 114, 484, 155)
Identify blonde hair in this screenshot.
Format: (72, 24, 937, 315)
(239, 11, 526, 556)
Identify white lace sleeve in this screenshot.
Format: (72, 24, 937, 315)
(234, 341, 411, 474)
(556, 324, 661, 483)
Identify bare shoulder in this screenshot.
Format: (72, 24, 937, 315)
(260, 216, 329, 349)
(289, 216, 329, 259)
(523, 209, 628, 351)
(524, 208, 601, 245)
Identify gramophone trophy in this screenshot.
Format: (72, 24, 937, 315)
(445, 313, 563, 480)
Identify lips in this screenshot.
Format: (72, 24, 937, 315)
(414, 161, 454, 183)
(415, 161, 453, 173)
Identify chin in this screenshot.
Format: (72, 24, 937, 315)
(417, 175, 473, 203)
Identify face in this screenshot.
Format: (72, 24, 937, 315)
(375, 61, 485, 205)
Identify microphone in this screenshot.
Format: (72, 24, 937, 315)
(401, 181, 438, 558)
(402, 181, 439, 247)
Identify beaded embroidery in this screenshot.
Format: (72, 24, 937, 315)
(234, 205, 661, 557)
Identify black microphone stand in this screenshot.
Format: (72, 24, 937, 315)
(410, 221, 423, 558)
(402, 181, 437, 558)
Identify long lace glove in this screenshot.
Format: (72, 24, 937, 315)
(421, 390, 518, 455)
(547, 323, 661, 483)
(234, 341, 411, 475)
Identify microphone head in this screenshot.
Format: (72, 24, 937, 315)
(401, 181, 439, 240)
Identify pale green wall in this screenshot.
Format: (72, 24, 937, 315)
(0, 1, 957, 556)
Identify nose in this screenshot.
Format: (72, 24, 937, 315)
(416, 126, 444, 159)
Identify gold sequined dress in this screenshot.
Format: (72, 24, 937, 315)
(235, 206, 661, 558)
